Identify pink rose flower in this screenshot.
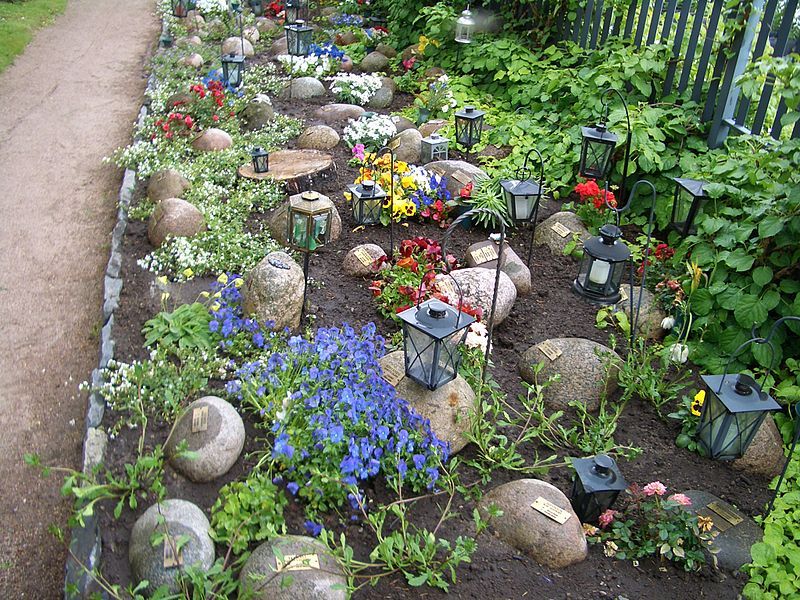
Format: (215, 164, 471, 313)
(598, 509, 618, 528)
(668, 493, 692, 507)
(643, 481, 667, 497)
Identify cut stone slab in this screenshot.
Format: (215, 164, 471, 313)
(265, 202, 342, 246)
(244, 251, 305, 330)
(147, 198, 206, 248)
(239, 535, 347, 599)
(733, 415, 785, 479)
(389, 128, 422, 164)
(359, 51, 390, 72)
(617, 284, 667, 341)
(147, 168, 190, 202)
(465, 240, 531, 296)
(165, 396, 245, 483)
(129, 500, 214, 594)
(297, 125, 340, 151)
(191, 128, 233, 152)
(435, 267, 516, 326)
(366, 76, 395, 109)
(281, 77, 326, 100)
(478, 479, 587, 569)
(379, 351, 474, 454)
(238, 149, 333, 183)
(683, 489, 763, 571)
(314, 103, 365, 124)
(343, 243, 384, 277)
(222, 36, 255, 57)
(240, 98, 275, 131)
(419, 119, 447, 138)
(518, 338, 622, 412)
(424, 160, 488, 199)
(534, 211, 590, 256)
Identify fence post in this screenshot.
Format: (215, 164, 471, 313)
(707, 0, 766, 148)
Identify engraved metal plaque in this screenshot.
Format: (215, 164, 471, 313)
(537, 340, 563, 361)
(550, 222, 571, 238)
(191, 406, 209, 433)
(531, 497, 571, 524)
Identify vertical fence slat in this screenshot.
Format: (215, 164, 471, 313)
(792, 112, 800, 139)
(702, 47, 730, 120)
(590, 0, 605, 48)
(634, 0, 650, 46)
(572, 2, 584, 43)
(623, 0, 638, 39)
(580, 0, 595, 47)
(664, 0, 692, 95)
(601, 6, 614, 43)
(771, 97, 787, 139)
(678, 0, 708, 92)
(660, 0, 679, 44)
(612, 11, 624, 36)
(735, 0, 779, 132)
(647, 0, 665, 45)
(691, 0, 724, 102)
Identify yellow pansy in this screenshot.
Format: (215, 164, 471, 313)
(157, 275, 169, 286)
(210, 302, 221, 312)
(401, 175, 415, 189)
(217, 273, 229, 285)
(182, 267, 194, 279)
(234, 278, 244, 288)
(200, 291, 210, 298)
(690, 389, 705, 417)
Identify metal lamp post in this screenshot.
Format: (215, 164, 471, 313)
(349, 179, 386, 226)
(570, 455, 628, 524)
(500, 148, 545, 266)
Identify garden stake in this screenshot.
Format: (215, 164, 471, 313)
(442, 207, 505, 385)
(300, 250, 310, 324)
(375, 145, 396, 256)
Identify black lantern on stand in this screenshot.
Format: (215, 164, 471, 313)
(570, 455, 628, 524)
(285, 20, 312, 55)
(285, 0, 307, 23)
(579, 87, 631, 202)
(420, 133, 450, 163)
(454, 106, 484, 162)
(171, 0, 190, 18)
(349, 179, 386, 226)
(249, 0, 264, 16)
(500, 148, 545, 266)
(572, 223, 630, 305)
(251, 147, 269, 173)
(670, 177, 707, 237)
(222, 53, 245, 88)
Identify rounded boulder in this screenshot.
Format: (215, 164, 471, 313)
(147, 169, 190, 202)
(147, 198, 206, 248)
(222, 36, 255, 57)
(243, 252, 305, 330)
(297, 125, 340, 151)
(343, 243, 384, 277)
(191, 128, 233, 152)
(389, 128, 422, 164)
(436, 267, 516, 326)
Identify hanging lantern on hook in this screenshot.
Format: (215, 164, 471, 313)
(500, 148, 545, 225)
(670, 177, 707, 238)
(455, 6, 476, 44)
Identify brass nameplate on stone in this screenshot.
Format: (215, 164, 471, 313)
(470, 245, 498, 265)
(382, 362, 405, 387)
(388, 138, 401, 151)
(550, 222, 571, 238)
(276, 553, 320, 572)
(619, 287, 629, 303)
(436, 279, 457, 298)
(163, 537, 183, 569)
(353, 247, 374, 267)
(452, 170, 471, 184)
(537, 340, 562, 362)
(707, 501, 743, 527)
(531, 497, 571, 524)
(192, 406, 209, 433)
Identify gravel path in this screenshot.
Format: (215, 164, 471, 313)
(0, 0, 157, 595)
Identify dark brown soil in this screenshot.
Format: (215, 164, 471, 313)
(97, 64, 770, 600)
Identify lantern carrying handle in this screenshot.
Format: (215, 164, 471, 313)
(375, 145, 396, 255)
(768, 399, 800, 514)
(717, 316, 800, 394)
(413, 268, 468, 330)
(516, 148, 545, 194)
(598, 87, 632, 203)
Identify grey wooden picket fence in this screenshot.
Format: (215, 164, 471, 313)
(550, 0, 798, 147)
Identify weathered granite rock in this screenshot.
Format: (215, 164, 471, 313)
(222, 36, 255, 57)
(343, 243, 384, 277)
(534, 212, 590, 256)
(191, 128, 233, 152)
(375, 43, 397, 58)
(297, 125, 340, 150)
(335, 30, 357, 46)
(129, 500, 214, 594)
(184, 13, 205, 33)
(341, 55, 354, 71)
(314, 103, 365, 124)
(479, 479, 588, 569)
(180, 52, 205, 68)
(618, 284, 668, 341)
(281, 77, 326, 99)
(165, 91, 195, 110)
(465, 241, 532, 295)
(684, 489, 763, 571)
(518, 338, 622, 412)
(243, 25, 260, 44)
(265, 203, 342, 245)
(435, 267, 516, 325)
(401, 45, 418, 62)
(366, 76, 395, 109)
(379, 351, 474, 454)
(82, 428, 107, 476)
(391, 115, 417, 133)
(733, 415, 785, 479)
(165, 396, 245, 483)
(424, 160, 488, 199)
(419, 119, 448, 137)
(389, 128, 422, 163)
(147, 169, 190, 202)
(239, 536, 347, 599)
(243, 252, 305, 330)
(255, 17, 278, 33)
(177, 35, 203, 46)
(424, 67, 446, 81)
(268, 36, 288, 56)
(147, 198, 206, 248)
(359, 51, 390, 72)
(239, 97, 275, 131)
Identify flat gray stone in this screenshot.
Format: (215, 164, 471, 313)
(129, 500, 214, 594)
(343, 243, 384, 277)
(733, 415, 785, 479)
(366, 77, 395, 109)
(239, 535, 346, 599)
(243, 251, 305, 330)
(519, 338, 622, 412)
(165, 396, 245, 483)
(389, 128, 422, 164)
(297, 125, 340, 151)
(465, 240, 531, 295)
(534, 211, 590, 256)
(423, 160, 488, 199)
(478, 479, 587, 569)
(617, 284, 667, 341)
(147, 198, 206, 248)
(313, 103, 365, 124)
(379, 351, 474, 454)
(375, 43, 397, 58)
(435, 267, 516, 326)
(683, 489, 763, 571)
(281, 77, 326, 100)
(82, 427, 107, 476)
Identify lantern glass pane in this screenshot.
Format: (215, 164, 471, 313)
(404, 326, 464, 390)
(470, 118, 483, 145)
(455, 21, 473, 43)
(253, 154, 268, 173)
(455, 118, 468, 146)
(432, 145, 448, 161)
(698, 391, 767, 460)
(290, 212, 308, 249)
(575, 255, 625, 302)
(580, 138, 614, 179)
(353, 196, 382, 225)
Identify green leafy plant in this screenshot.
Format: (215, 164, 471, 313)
(616, 338, 690, 415)
(143, 301, 213, 351)
(668, 389, 707, 454)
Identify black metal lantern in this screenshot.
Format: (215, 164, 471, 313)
(454, 106, 484, 159)
(348, 179, 386, 226)
(398, 299, 475, 391)
(285, 0, 301, 23)
(221, 53, 245, 88)
(696, 373, 780, 461)
(455, 6, 476, 44)
(171, 0, 189, 17)
(249, 0, 264, 16)
(420, 133, 450, 163)
(579, 124, 618, 180)
(230, 0, 241, 12)
(572, 223, 631, 305)
(570, 455, 628, 524)
(500, 148, 544, 224)
(285, 20, 313, 56)
(670, 177, 707, 237)
(251, 147, 269, 173)
(287, 191, 334, 252)
(160, 31, 174, 48)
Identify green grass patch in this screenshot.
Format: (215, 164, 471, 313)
(0, 0, 68, 73)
